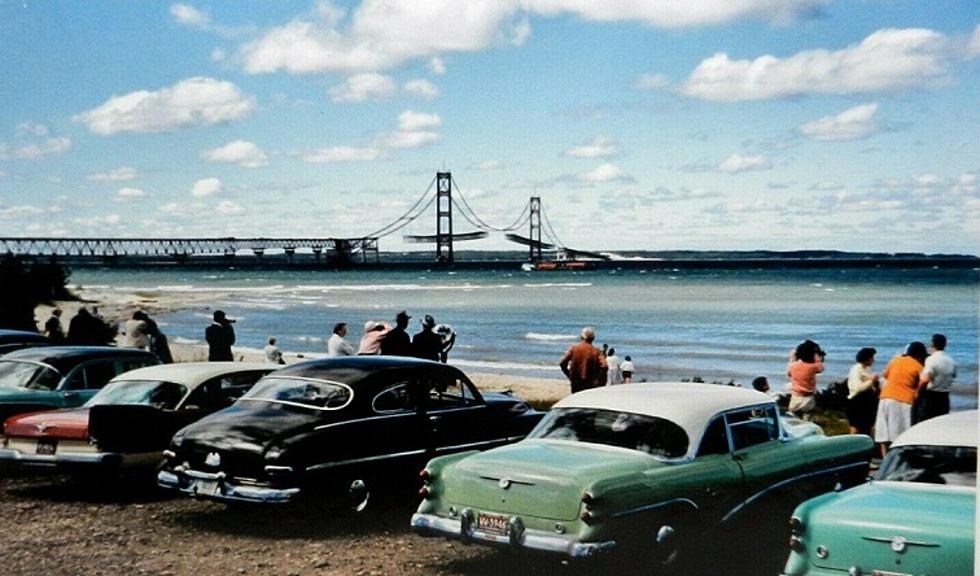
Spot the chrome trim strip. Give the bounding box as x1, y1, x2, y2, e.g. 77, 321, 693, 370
312, 411, 414, 431
434, 436, 523, 454
156, 469, 300, 503
238, 376, 354, 411
612, 497, 700, 518
721, 460, 868, 523
0, 447, 119, 466
861, 535, 940, 547
410, 512, 616, 558
305, 448, 427, 472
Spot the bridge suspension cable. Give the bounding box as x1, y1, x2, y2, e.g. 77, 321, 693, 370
363, 175, 437, 239
450, 175, 531, 232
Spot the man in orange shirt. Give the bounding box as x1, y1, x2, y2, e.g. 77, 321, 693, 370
874, 341, 927, 457
559, 327, 607, 394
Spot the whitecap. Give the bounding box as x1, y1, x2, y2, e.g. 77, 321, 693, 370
525, 332, 576, 341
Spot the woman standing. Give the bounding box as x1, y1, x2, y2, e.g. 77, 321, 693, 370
874, 342, 927, 457
846, 347, 879, 435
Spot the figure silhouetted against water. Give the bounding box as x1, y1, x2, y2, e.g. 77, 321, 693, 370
381, 310, 413, 357
206, 310, 236, 361
559, 327, 607, 394
412, 315, 443, 362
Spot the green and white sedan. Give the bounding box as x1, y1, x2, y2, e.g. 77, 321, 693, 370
411, 382, 874, 564
782, 409, 976, 576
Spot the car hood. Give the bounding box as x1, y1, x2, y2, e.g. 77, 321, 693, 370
800, 481, 975, 573
174, 401, 324, 456
4, 408, 89, 441
442, 439, 657, 521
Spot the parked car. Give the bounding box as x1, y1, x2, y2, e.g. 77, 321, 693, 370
0, 346, 159, 424
0, 362, 276, 474
782, 409, 977, 576
0, 329, 52, 356
157, 356, 543, 508
411, 383, 874, 564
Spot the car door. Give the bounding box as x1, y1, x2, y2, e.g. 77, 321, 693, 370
422, 369, 494, 456
688, 414, 749, 524
59, 359, 119, 407
725, 404, 810, 521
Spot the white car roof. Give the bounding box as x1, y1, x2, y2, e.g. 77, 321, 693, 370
554, 382, 774, 439
109, 361, 276, 390
892, 409, 977, 449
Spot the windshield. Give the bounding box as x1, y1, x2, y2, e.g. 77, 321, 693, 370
240, 377, 352, 410
876, 445, 976, 487
528, 407, 689, 458
85, 380, 188, 410
0, 360, 62, 391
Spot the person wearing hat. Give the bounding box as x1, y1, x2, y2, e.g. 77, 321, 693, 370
412, 314, 443, 362
357, 320, 389, 355
205, 309, 236, 361
381, 310, 413, 357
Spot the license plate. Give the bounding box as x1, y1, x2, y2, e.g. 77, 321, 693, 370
195, 479, 219, 496
35, 440, 56, 455
476, 512, 509, 535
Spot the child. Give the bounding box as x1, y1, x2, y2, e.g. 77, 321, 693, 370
620, 355, 634, 383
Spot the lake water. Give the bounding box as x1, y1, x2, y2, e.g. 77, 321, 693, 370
72, 266, 978, 410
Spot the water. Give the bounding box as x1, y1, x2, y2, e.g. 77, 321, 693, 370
71, 266, 978, 410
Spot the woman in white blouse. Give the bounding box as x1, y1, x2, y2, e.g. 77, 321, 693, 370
846, 347, 879, 435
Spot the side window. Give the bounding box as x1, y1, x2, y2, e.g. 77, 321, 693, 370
64, 361, 117, 391
697, 417, 730, 456
372, 381, 418, 413
727, 406, 779, 451
121, 358, 154, 373
426, 376, 474, 411
184, 380, 220, 411
210, 371, 266, 405
63, 366, 87, 390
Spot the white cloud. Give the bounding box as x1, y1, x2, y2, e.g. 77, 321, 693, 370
912, 174, 943, 188
428, 57, 446, 75
89, 167, 138, 181
328, 73, 397, 103
241, 0, 825, 75
383, 130, 440, 149
0, 125, 71, 160
170, 3, 210, 29
211, 48, 227, 62
116, 187, 147, 198
16, 122, 49, 137
565, 136, 620, 159
403, 79, 440, 99
799, 102, 881, 141
969, 24, 980, 57
302, 146, 382, 163
215, 200, 244, 214
73, 77, 255, 135
718, 153, 771, 173
471, 160, 501, 171
0, 205, 45, 220
681, 28, 957, 101
578, 163, 632, 183
191, 177, 223, 197
0, 169, 6, 177
74, 213, 121, 227
397, 110, 441, 131
810, 181, 844, 191
201, 140, 269, 168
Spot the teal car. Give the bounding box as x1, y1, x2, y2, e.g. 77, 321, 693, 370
782, 409, 977, 576
0, 346, 159, 423
411, 383, 874, 564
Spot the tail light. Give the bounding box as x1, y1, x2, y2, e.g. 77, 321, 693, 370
789, 536, 804, 552
789, 516, 803, 535
581, 491, 595, 505
418, 486, 432, 499
419, 469, 431, 483
579, 510, 595, 524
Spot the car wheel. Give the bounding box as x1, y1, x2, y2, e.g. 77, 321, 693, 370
348, 478, 370, 512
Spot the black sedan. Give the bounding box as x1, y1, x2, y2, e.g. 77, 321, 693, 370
157, 356, 543, 509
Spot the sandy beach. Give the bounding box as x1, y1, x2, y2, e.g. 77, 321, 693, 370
34, 286, 572, 407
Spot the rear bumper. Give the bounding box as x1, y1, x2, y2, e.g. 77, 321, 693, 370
410, 512, 616, 558
0, 447, 122, 469
157, 468, 300, 504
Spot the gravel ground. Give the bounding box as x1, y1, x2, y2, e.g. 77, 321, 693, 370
0, 471, 788, 576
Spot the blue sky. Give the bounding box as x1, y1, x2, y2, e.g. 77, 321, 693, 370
1, 1, 977, 254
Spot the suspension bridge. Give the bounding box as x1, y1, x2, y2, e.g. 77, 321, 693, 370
0, 172, 606, 266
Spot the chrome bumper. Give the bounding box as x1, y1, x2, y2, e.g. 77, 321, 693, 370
0, 448, 121, 468
157, 468, 300, 504
410, 512, 616, 558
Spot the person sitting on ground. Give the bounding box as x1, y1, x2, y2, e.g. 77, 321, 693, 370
619, 355, 634, 383
327, 322, 356, 357
357, 321, 389, 355
264, 336, 285, 365
846, 347, 879, 436
412, 315, 443, 362
875, 341, 927, 458
786, 339, 825, 421
559, 327, 607, 394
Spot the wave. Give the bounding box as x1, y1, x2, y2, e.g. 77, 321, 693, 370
172, 336, 201, 345
293, 283, 514, 292
522, 282, 592, 288
450, 358, 562, 373
525, 332, 576, 341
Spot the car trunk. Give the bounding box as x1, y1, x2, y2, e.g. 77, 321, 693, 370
443, 439, 653, 521
3, 408, 89, 441
805, 482, 975, 573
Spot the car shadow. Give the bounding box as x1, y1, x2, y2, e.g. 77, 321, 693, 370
1, 470, 174, 504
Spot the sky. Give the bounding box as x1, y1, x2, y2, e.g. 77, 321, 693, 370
0, 1, 978, 254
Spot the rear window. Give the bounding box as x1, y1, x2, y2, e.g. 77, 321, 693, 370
877, 445, 977, 487
241, 376, 352, 410
85, 380, 188, 410
0, 361, 61, 391
528, 408, 689, 459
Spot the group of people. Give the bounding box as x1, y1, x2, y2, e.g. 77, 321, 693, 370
43, 306, 116, 346
558, 327, 635, 393
785, 334, 956, 457
260, 310, 457, 365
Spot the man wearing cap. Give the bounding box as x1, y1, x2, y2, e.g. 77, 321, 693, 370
206, 310, 236, 361
381, 310, 413, 356
413, 315, 443, 362
559, 327, 608, 394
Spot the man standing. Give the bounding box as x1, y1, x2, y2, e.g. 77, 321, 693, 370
915, 333, 956, 424
559, 327, 607, 394
380, 310, 413, 356
123, 311, 150, 350
327, 322, 356, 357
44, 308, 65, 343
205, 310, 236, 361
412, 315, 443, 362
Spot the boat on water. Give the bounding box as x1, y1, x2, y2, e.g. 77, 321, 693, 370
521, 260, 596, 271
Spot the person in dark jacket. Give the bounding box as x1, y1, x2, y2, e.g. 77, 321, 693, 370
205, 310, 235, 361
380, 310, 413, 356
412, 315, 443, 362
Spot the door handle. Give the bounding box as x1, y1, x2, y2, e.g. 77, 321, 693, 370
63, 391, 79, 399
428, 415, 442, 430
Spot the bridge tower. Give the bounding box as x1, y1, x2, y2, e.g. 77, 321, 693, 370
435, 172, 454, 263
529, 196, 542, 262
